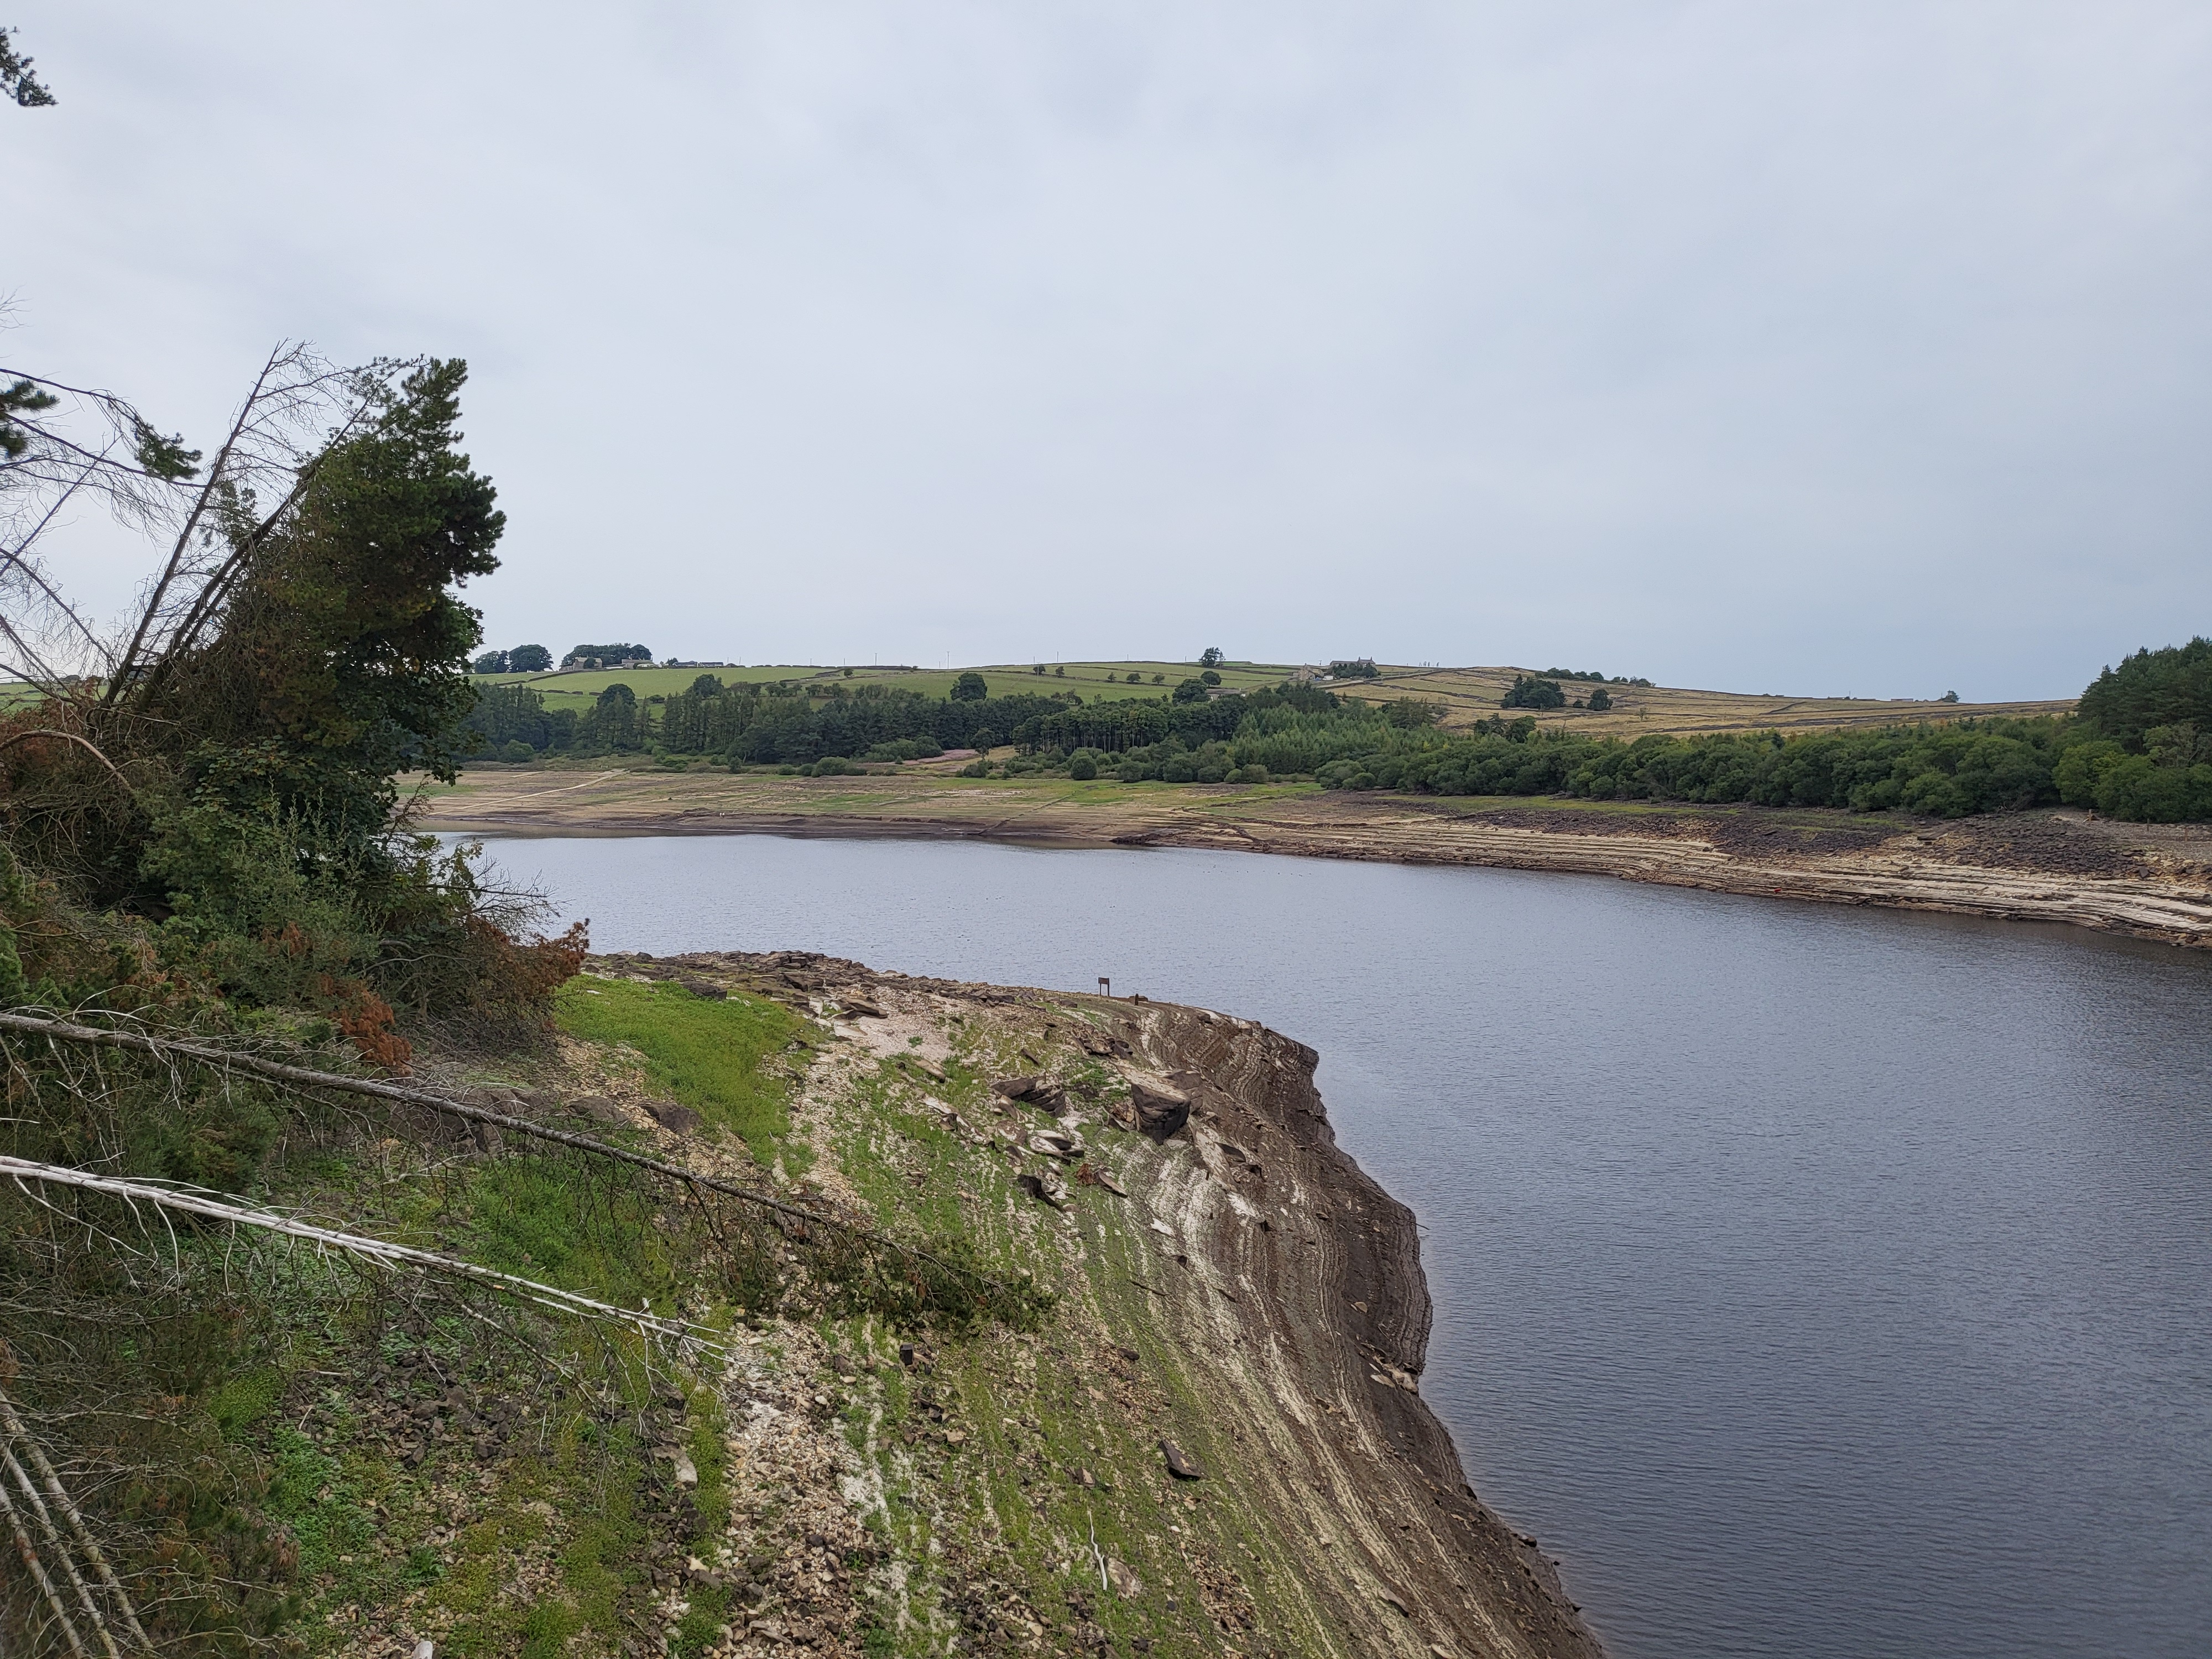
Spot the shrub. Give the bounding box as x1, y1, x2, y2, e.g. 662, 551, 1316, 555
499, 738, 535, 763
1229, 764, 1269, 784
1068, 753, 1098, 780
1502, 674, 1567, 709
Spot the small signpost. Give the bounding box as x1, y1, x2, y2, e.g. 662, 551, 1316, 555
1098, 977, 1112, 997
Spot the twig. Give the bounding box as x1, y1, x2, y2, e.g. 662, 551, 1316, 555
0, 729, 131, 789
0, 1464, 91, 1657
0, 1446, 122, 1657
0, 1384, 152, 1651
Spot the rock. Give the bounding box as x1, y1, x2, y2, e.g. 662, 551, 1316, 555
1017, 1172, 1068, 1211
570, 1095, 627, 1125
671, 1451, 698, 1486
644, 1100, 702, 1134
1127, 1078, 1190, 1142
1106, 1557, 1143, 1599
1378, 1588, 1410, 1615
412, 1644, 435, 1659
1027, 1128, 1084, 1161
1097, 1170, 1129, 1197
1159, 1439, 1204, 1480
677, 977, 727, 999
992, 1076, 1043, 1099
839, 997, 885, 1018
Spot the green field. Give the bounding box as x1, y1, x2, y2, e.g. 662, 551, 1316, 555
474, 658, 1300, 711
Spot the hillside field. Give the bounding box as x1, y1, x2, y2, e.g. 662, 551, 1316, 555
474, 659, 2075, 736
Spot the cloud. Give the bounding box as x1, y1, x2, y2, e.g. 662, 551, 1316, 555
8, 0, 2209, 696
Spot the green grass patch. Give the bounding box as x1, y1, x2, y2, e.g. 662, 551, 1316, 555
554, 977, 812, 1166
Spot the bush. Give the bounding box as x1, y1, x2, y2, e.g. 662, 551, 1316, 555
1502, 674, 1567, 709
498, 738, 535, 763
863, 737, 943, 761
1068, 753, 1098, 780
1229, 764, 1269, 784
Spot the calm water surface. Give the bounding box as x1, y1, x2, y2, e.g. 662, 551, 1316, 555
472, 833, 2212, 1659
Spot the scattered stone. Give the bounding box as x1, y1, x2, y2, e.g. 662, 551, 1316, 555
1107, 1557, 1144, 1599
1027, 1128, 1084, 1161
1127, 1078, 1191, 1141
570, 1094, 627, 1125
644, 1100, 702, 1134
1379, 1588, 1410, 1615
671, 1451, 698, 1487
1160, 1439, 1204, 1480
677, 977, 727, 999
1016, 1172, 1068, 1211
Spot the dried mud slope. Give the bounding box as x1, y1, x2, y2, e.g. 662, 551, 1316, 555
599, 950, 1604, 1659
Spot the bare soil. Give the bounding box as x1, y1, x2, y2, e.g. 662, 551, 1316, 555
602, 949, 1607, 1658
416, 769, 2212, 950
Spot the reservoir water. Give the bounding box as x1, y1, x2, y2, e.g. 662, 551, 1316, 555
469, 832, 2212, 1659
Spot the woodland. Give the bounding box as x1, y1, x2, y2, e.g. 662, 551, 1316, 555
465, 651, 2212, 823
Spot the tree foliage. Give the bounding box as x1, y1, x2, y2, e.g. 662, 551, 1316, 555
1501, 674, 1566, 709
1, 24, 55, 106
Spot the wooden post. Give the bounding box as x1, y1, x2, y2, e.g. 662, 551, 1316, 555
1098, 977, 1112, 998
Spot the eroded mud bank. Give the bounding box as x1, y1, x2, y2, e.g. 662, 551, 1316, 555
597, 947, 1604, 1659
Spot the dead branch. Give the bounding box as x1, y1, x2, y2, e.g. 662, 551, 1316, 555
0, 1447, 123, 1657
0, 1464, 90, 1657
0, 731, 130, 790
0, 1387, 150, 1652
0, 1010, 1007, 1300
0, 1155, 725, 1358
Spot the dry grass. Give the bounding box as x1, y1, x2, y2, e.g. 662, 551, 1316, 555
1323, 665, 2074, 736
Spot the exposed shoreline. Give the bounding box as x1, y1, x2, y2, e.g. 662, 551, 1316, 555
418, 769, 2212, 950
613, 947, 1605, 1657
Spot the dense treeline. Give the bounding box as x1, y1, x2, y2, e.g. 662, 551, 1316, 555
464, 639, 2212, 822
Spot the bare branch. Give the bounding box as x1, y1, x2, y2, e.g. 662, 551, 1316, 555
0, 731, 131, 790
0, 1009, 1015, 1300
0, 1155, 726, 1356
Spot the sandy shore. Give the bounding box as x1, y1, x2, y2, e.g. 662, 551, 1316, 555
418, 768, 2212, 950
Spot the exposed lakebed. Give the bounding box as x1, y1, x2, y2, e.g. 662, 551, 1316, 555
469, 832, 2212, 1659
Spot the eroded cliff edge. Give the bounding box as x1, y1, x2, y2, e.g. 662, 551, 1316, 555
602, 948, 1606, 1659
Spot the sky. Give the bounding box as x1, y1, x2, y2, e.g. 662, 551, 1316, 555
5, 2, 2209, 700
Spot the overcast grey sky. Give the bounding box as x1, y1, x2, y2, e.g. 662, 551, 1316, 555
7, 2, 2208, 698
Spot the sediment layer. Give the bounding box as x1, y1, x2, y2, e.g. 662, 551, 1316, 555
419, 768, 2212, 949
614, 948, 1605, 1658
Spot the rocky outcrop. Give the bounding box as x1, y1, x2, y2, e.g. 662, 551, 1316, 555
607, 948, 1609, 1658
